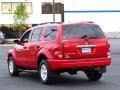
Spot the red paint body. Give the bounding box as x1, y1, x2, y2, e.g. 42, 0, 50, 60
7, 22, 111, 71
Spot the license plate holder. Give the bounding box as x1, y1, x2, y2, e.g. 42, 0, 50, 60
82, 47, 91, 53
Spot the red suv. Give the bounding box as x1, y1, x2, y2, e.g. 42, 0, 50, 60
7, 22, 111, 84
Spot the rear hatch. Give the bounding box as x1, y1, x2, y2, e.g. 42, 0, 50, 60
63, 23, 109, 59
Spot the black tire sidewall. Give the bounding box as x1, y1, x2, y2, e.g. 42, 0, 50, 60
85, 70, 102, 81
39, 60, 50, 84
8, 57, 19, 76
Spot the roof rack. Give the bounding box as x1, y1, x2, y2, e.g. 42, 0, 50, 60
39, 22, 62, 25
80, 21, 94, 23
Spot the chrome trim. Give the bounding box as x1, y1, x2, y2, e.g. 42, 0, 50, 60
76, 45, 96, 48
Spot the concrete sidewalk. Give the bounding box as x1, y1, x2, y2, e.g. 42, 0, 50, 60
0, 44, 15, 46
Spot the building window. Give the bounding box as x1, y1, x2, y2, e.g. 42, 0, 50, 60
1, 2, 32, 14
23, 2, 32, 14
42, 2, 52, 14
42, 2, 64, 14
1, 2, 11, 14
11, 2, 20, 14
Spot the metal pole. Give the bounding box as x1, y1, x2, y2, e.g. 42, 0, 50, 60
53, 0, 55, 22
8, 9, 11, 31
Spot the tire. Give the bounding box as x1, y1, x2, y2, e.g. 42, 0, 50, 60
8, 57, 19, 76
39, 60, 56, 84
85, 70, 102, 81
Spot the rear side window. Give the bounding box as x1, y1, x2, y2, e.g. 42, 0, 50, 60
31, 27, 42, 42
63, 24, 105, 40
45, 26, 57, 41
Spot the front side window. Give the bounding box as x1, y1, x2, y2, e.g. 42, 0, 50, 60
45, 26, 57, 41
31, 27, 42, 42
20, 30, 31, 43
63, 24, 105, 40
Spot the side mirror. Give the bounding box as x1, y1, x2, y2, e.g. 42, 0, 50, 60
14, 40, 20, 44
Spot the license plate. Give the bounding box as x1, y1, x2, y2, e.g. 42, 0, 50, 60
82, 47, 91, 53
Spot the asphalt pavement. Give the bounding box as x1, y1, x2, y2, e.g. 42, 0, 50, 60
0, 39, 120, 90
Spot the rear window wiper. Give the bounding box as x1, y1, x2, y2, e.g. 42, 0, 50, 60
81, 35, 88, 39
81, 35, 100, 39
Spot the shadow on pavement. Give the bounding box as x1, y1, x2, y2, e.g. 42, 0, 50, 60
16, 71, 107, 86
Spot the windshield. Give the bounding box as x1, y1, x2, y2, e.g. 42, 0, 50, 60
63, 24, 105, 40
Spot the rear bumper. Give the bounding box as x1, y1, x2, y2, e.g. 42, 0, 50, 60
48, 57, 111, 70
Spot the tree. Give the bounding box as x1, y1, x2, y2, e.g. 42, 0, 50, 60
13, 3, 29, 36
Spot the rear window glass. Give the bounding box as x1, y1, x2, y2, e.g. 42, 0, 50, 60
45, 26, 57, 41
63, 24, 105, 40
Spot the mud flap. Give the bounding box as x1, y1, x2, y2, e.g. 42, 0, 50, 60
97, 67, 106, 73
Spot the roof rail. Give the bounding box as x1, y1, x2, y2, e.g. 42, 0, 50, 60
39, 23, 48, 25
39, 22, 62, 25
80, 21, 94, 23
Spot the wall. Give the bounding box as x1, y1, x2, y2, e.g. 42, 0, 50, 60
0, 0, 61, 24
0, 0, 120, 32
64, 0, 120, 32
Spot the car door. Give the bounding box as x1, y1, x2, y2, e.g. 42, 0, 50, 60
43, 26, 59, 58
14, 30, 31, 67
26, 27, 43, 68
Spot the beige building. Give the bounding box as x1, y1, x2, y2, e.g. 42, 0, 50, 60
0, 0, 120, 33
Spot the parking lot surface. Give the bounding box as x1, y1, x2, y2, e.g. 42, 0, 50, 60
0, 39, 120, 90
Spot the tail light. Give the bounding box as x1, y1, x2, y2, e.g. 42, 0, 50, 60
51, 44, 64, 59
54, 51, 63, 59
107, 42, 111, 56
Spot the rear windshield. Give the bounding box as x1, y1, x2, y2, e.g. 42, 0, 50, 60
63, 24, 105, 40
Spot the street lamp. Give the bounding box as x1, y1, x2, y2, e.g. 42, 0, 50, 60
52, 0, 64, 23
60, 0, 64, 22
8, 9, 11, 30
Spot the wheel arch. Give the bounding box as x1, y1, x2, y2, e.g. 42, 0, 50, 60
7, 53, 13, 63
37, 53, 48, 69
7, 49, 16, 63
36, 48, 54, 69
